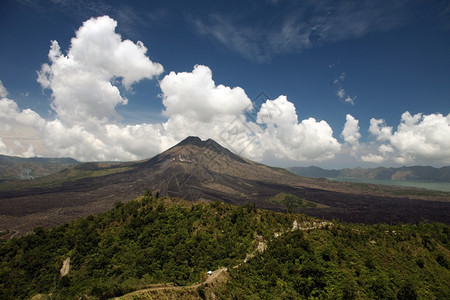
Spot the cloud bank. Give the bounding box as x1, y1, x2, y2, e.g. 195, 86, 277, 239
339, 112, 450, 166
1, 16, 449, 167
366, 112, 450, 165
0, 16, 342, 163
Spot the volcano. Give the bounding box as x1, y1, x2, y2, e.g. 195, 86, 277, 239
1, 136, 449, 237
0, 136, 304, 235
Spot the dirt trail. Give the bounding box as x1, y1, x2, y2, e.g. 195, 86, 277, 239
115, 268, 227, 299
0, 229, 19, 240
204, 268, 226, 284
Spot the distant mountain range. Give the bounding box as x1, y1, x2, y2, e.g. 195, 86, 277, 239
0, 154, 79, 181
288, 166, 450, 182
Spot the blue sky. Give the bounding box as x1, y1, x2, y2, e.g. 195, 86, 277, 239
0, 0, 449, 168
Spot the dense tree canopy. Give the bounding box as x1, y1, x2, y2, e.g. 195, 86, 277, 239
0, 193, 449, 299
0, 194, 295, 299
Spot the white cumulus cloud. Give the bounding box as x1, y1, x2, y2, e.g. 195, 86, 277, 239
364, 112, 450, 165
369, 118, 393, 141
0, 137, 11, 155
378, 144, 393, 155
159, 68, 341, 162
37, 15, 163, 126
0, 80, 8, 98
256, 95, 341, 161
160, 65, 252, 123
360, 153, 385, 164
0, 97, 45, 131
0, 93, 45, 156
341, 114, 361, 146
390, 112, 450, 164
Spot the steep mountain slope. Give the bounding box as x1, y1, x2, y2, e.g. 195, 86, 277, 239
1, 137, 449, 237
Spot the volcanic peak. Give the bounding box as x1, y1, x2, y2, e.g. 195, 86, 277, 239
170, 136, 248, 165
175, 136, 223, 149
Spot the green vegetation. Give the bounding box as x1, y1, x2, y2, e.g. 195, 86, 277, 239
269, 192, 321, 211
1, 193, 449, 299
225, 222, 450, 299
0, 164, 132, 191
0, 194, 297, 299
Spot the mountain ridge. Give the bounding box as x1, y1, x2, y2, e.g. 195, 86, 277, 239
289, 165, 450, 182
0, 154, 79, 181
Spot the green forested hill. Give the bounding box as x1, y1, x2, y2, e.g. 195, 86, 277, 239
0, 193, 449, 299
224, 223, 450, 299
0, 193, 297, 299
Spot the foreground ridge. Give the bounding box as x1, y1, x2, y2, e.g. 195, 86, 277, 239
1, 194, 449, 299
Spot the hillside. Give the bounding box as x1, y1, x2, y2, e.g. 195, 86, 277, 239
1, 194, 449, 299
289, 166, 450, 182
0, 154, 79, 182
1, 136, 450, 238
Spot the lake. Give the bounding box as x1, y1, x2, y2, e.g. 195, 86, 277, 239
328, 178, 450, 192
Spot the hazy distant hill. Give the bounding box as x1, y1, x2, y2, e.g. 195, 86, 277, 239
289, 166, 450, 182
0, 154, 79, 181
288, 166, 339, 178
